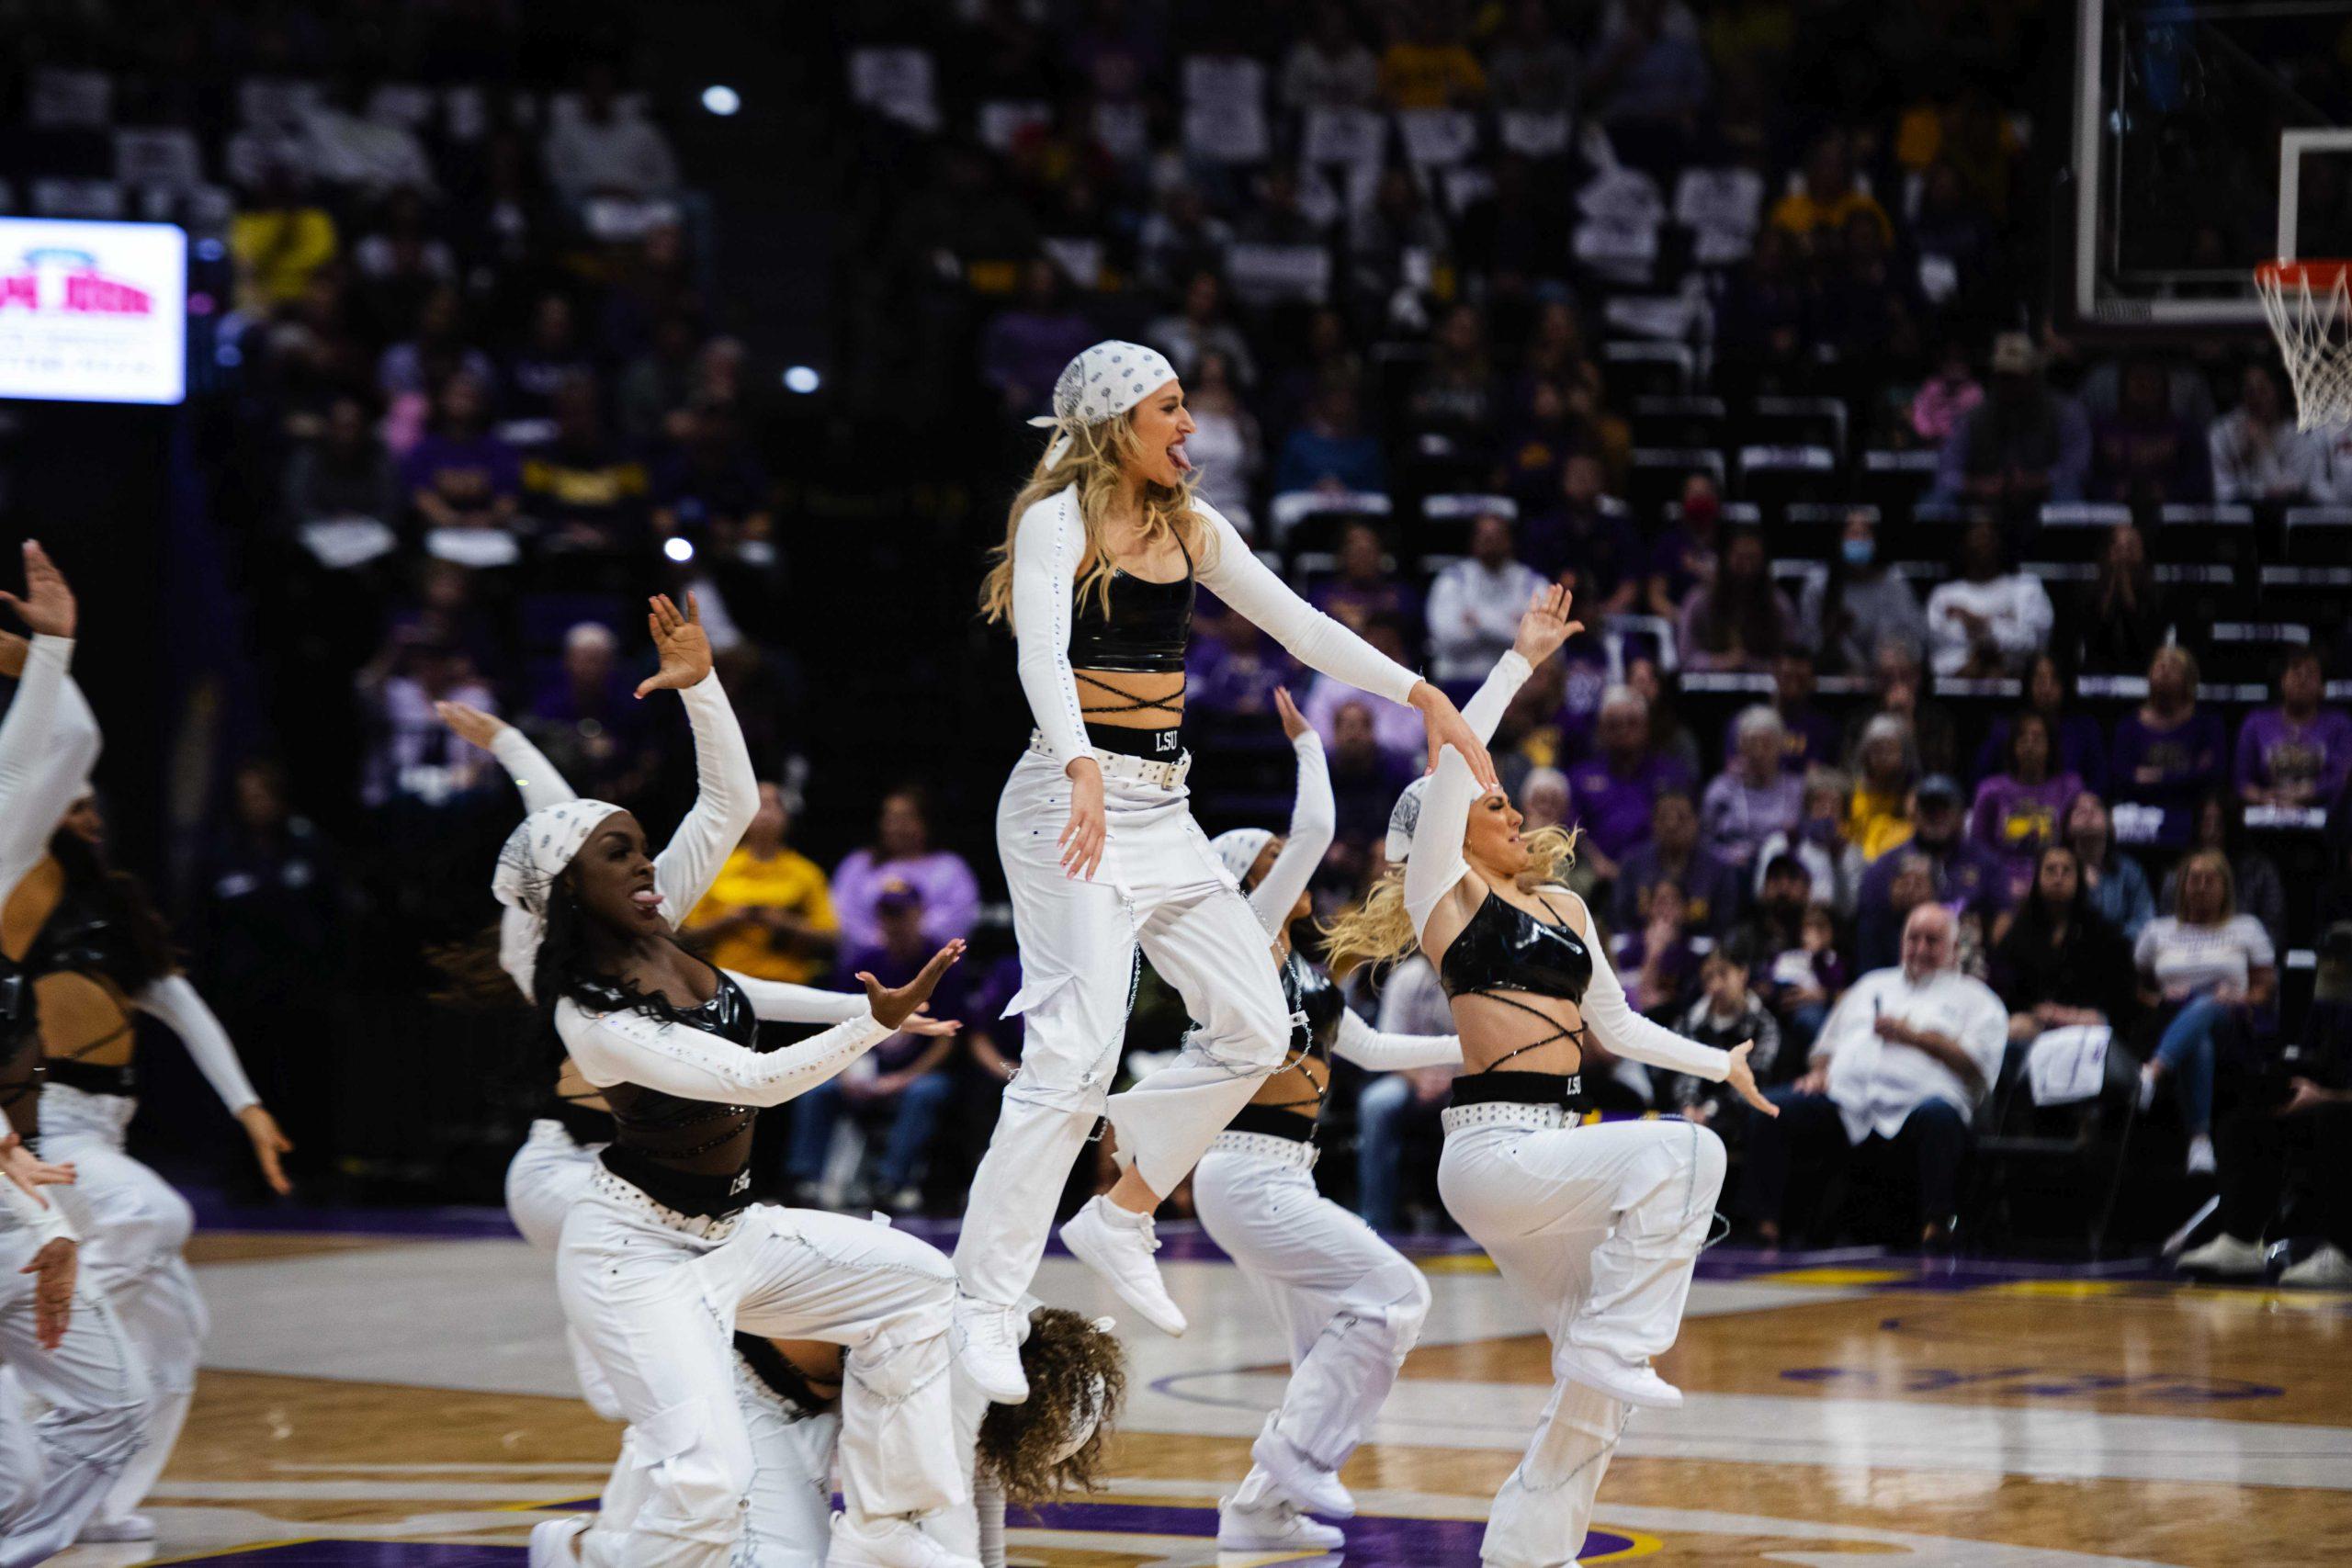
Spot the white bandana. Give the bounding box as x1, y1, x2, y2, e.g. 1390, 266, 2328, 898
1385, 776, 1430, 864
1025, 340, 1178, 470
492, 798, 628, 998
1210, 827, 1272, 889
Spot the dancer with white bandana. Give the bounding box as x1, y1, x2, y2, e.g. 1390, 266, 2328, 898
1191, 600, 1579, 1555
483, 592, 973, 1568
1325, 581, 1776, 1568
958, 340, 1494, 1402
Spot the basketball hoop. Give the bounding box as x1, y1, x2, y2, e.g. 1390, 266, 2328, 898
2256, 259, 2352, 431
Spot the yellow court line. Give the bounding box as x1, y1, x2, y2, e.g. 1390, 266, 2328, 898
1587, 1527, 1668, 1561
1750, 1267, 1915, 1286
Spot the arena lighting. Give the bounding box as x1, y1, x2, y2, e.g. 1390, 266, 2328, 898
782, 365, 820, 393
701, 85, 741, 116
662, 536, 695, 563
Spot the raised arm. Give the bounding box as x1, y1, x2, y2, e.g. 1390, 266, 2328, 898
1197, 503, 1498, 786
1329, 1008, 1460, 1071
1007, 493, 1092, 770
1247, 689, 1336, 940
636, 594, 759, 921
0, 636, 99, 897
1461, 581, 1577, 743
433, 700, 581, 813
1402, 745, 1484, 942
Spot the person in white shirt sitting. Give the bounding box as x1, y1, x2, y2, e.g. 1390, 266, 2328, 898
1924, 516, 2052, 678
1424, 513, 1547, 687
1743, 903, 2007, 1247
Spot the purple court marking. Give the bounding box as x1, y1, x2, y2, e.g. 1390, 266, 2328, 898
145, 1503, 1632, 1565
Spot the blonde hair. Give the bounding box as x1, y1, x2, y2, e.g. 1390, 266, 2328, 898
2175, 848, 2237, 923
978, 411, 1213, 626
1323, 823, 1581, 976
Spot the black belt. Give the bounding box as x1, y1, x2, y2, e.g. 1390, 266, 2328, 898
1449, 1070, 1587, 1112
1085, 721, 1184, 760
1227, 1103, 1317, 1143
46, 1057, 136, 1098
601, 1145, 749, 1221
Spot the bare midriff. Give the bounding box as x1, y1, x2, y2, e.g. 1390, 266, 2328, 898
1447, 991, 1589, 1080
1246, 1053, 1325, 1118
1073, 666, 1185, 729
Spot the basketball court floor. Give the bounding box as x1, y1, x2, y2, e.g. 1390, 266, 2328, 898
38, 1205, 2346, 1568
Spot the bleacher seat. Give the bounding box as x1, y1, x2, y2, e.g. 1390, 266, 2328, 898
1627, 447, 1724, 518
1603, 341, 1695, 397
1781, 501, 1868, 563
1900, 500, 1976, 567
1736, 445, 1838, 511
1629, 395, 1726, 449
2036, 502, 2132, 564
1858, 448, 1941, 522
2200, 621, 2311, 684
2282, 504, 2352, 564
1417, 493, 1517, 558
2152, 503, 2256, 571
1267, 489, 1390, 551
1749, 396, 1849, 462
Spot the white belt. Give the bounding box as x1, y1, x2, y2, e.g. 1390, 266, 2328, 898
589, 1163, 744, 1240
1442, 1101, 1574, 1135
1030, 730, 1190, 790
1208, 1129, 1318, 1172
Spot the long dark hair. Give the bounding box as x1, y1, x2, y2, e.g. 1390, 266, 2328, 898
2007, 843, 2091, 951
49, 828, 176, 993
429, 871, 690, 1030
1694, 527, 1786, 662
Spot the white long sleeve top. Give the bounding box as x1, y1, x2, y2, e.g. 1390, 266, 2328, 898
0, 1138, 76, 1246
488, 719, 882, 1041
1008, 491, 1423, 768
1812, 964, 2007, 1141
1402, 744, 1728, 1084
0, 636, 101, 902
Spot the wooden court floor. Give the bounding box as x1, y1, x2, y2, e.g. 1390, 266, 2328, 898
37, 1222, 2350, 1568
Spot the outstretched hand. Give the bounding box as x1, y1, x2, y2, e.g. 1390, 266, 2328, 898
0, 541, 75, 639
1724, 1042, 1778, 1117
863, 940, 967, 1030
1273, 684, 1311, 743
0, 1134, 74, 1206
434, 700, 508, 750
635, 592, 713, 698
238, 1104, 296, 1196
23, 1237, 75, 1350
1511, 581, 1585, 665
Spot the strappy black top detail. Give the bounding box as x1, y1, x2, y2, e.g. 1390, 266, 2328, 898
23, 880, 141, 1070
1441, 887, 1596, 1075
1068, 535, 1195, 678
1252, 952, 1350, 1118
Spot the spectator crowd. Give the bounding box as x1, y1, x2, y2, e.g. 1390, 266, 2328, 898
12, 0, 2350, 1279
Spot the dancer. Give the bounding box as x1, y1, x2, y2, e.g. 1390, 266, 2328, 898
961, 340, 1494, 1400
6, 784, 297, 1541
0, 544, 153, 1566
488, 593, 972, 1568
1325, 581, 1773, 1568
1193, 604, 1576, 1554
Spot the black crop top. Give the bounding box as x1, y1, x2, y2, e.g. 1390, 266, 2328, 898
592, 968, 770, 1217
1243, 952, 1350, 1124
1066, 541, 1195, 675
1440, 889, 1594, 1004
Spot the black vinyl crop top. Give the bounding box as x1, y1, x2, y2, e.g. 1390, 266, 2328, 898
1440, 888, 1596, 1075
1066, 540, 1195, 675
592, 967, 770, 1216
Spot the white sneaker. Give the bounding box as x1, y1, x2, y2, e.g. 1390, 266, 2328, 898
2280, 1244, 2352, 1288
528, 1516, 587, 1567
1249, 1426, 1354, 1517
1059, 1196, 1187, 1336
953, 1293, 1029, 1404
1559, 1346, 1684, 1409
827, 1510, 980, 1568
2177, 1232, 2267, 1277
2186, 1134, 2216, 1175
76, 1514, 156, 1543
1217, 1495, 1346, 1552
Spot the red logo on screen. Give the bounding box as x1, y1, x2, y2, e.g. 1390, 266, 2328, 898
0, 248, 153, 317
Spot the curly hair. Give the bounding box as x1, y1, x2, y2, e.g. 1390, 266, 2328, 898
977, 1308, 1128, 1506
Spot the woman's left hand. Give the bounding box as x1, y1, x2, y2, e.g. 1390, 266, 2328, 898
1411, 684, 1498, 790
636, 592, 714, 697
1724, 1042, 1778, 1117
237, 1104, 295, 1196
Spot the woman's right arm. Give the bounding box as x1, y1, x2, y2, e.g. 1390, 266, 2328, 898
1008, 495, 1093, 769
489, 725, 578, 813
0, 638, 100, 899
1247, 693, 1336, 939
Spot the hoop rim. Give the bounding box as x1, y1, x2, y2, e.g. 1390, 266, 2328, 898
2256, 259, 2352, 289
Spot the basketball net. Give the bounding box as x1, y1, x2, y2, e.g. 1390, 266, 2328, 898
2256, 260, 2352, 432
